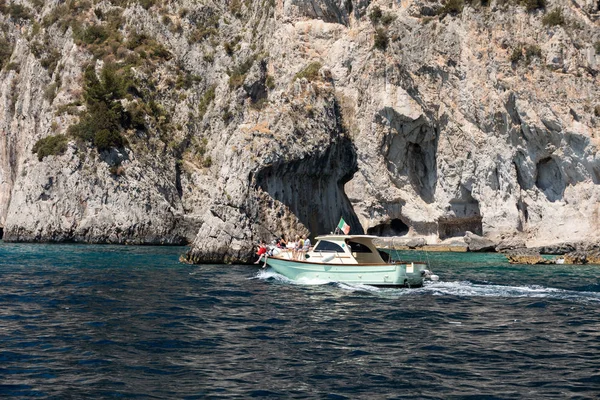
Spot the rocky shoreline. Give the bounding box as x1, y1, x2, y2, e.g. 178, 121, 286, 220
377, 232, 600, 265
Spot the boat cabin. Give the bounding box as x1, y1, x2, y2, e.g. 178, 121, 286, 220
306, 235, 386, 264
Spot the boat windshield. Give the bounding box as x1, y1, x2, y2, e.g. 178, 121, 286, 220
347, 241, 372, 253
314, 240, 344, 253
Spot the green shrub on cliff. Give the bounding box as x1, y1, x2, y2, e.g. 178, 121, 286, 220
437, 0, 464, 16
542, 8, 565, 26
94, 129, 125, 151
74, 24, 109, 45
42, 4, 71, 30
40, 49, 61, 72
381, 13, 396, 26
198, 85, 216, 118
126, 32, 171, 61
510, 44, 542, 65
369, 6, 395, 26
520, 0, 546, 11
594, 41, 600, 55
0, 36, 12, 70
8, 3, 32, 22
32, 134, 69, 160
510, 47, 522, 63
373, 28, 388, 51
524, 44, 542, 63
369, 6, 382, 24
229, 0, 243, 18
30, 0, 44, 11
44, 82, 59, 103
228, 57, 255, 89
265, 75, 275, 90
68, 64, 135, 151
294, 62, 322, 81
137, 0, 158, 10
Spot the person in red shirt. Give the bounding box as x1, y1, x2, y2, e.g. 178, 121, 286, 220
254, 241, 268, 266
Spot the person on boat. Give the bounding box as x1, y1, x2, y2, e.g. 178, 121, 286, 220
298, 235, 311, 260
302, 235, 311, 251
277, 235, 287, 249
295, 235, 304, 260
254, 241, 268, 266
288, 235, 298, 258
286, 238, 296, 255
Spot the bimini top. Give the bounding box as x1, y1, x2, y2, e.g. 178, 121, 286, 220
314, 234, 379, 241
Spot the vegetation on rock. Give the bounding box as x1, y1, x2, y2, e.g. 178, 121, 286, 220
510, 44, 542, 65
520, 0, 546, 11
373, 28, 388, 51
8, 2, 32, 22
542, 8, 565, 26
294, 62, 323, 82
32, 135, 69, 161
438, 0, 464, 16
0, 36, 12, 70
68, 64, 134, 152
229, 57, 255, 89
369, 6, 383, 24
198, 85, 216, 118
369, 6, 395, 26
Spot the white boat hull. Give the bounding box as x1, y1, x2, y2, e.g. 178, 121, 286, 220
266, 257, 427, 287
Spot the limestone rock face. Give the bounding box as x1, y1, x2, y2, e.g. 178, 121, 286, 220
464, 232, 496, 252
5, 144, 197, 244
0, 1, 598, 262
283, 0, 351, 24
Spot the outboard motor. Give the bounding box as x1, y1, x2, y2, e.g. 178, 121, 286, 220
422, 269, 439, 281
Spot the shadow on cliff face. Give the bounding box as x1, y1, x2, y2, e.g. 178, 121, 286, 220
253, 136, 361, 236
535, 157, 565, 202
283, 0, 353, 26
506, 95, 593, 204
367, 218, 409, 236
439, 184, 483, 239
378, 107, 438, 204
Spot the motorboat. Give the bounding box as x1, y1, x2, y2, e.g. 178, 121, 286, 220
265, 234, 437, 287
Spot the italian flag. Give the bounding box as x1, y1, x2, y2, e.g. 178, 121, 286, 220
337, 217, 351, 234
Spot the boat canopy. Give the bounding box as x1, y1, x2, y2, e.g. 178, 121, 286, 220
311, 234, 384, 264
314, 234, 379, 241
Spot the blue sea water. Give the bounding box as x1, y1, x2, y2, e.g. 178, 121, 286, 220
0, 243, 599, 399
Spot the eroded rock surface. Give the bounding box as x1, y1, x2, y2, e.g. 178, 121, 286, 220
0, 1, 598, 262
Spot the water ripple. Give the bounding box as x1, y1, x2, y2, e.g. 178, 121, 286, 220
1, 244, 599, 398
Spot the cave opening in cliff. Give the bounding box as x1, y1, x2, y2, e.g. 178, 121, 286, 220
367, 218, 409, 237
438, 217, 483, 240
535, 157, 565, 202
253, 135, 359, 237
406, 142, 437, 204
0, 227, 3, 240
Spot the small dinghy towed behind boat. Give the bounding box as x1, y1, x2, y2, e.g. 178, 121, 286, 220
266, 234, 437, 287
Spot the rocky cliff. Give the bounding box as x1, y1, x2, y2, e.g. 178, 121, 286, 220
0, 0, 598, 262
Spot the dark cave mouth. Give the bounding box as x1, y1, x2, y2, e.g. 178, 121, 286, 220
0, 227, 3, 240
438, 217, 483, 240
367, 218, 409, 237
